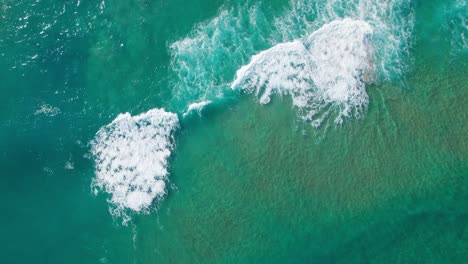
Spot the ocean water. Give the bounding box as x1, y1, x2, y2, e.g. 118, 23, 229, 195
1, 0, 467, 263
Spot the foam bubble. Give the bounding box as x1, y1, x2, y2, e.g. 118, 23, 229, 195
65, 161, 74, 170
34, 103, 61, 117
91, 109, 179, 220
232, 19, 375, 126
183, 100, 212, 117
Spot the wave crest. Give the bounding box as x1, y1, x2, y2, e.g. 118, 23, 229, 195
183, 100, 212, 117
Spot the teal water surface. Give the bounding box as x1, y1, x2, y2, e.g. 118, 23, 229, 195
1, 0, 467, 263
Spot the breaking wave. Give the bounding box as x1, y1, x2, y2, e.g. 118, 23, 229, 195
92, 0, 416, 220
170, 0, 414, 125
232, 19, 375, 125
91, 109, 179, 223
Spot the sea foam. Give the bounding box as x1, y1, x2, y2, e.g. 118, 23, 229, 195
92, 0, 414, 216
232, 19, 375, 126
170, 0, 414, 125
91, 109, 179, 221
274, 0, 414, 80
34, 103, 61, 117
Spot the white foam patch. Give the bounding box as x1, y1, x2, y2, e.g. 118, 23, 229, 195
183, 100, 212, 117
34, 103, 61, 117
91, 109, 179, 220
232, 19, 375, 126
65, 161, 74, 170
274, 0, 414, 80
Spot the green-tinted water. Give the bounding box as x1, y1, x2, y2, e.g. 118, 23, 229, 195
1, 0, 467, 263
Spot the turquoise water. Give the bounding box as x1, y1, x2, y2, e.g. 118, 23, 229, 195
1, 0, 467, 263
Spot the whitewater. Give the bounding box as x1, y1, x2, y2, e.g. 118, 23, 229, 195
91, 109, 179, 222
91, 0, 416, 221
231, 19, 375, 126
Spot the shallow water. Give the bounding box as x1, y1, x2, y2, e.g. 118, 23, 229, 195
1, 0, 467, 263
